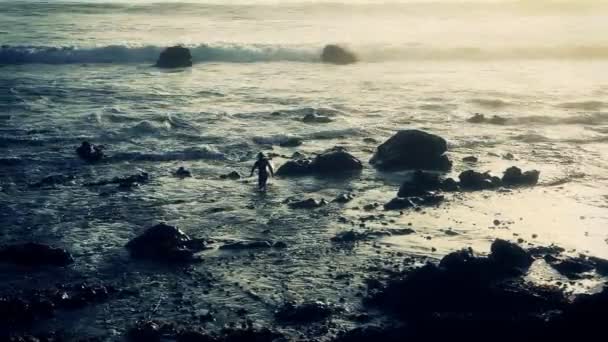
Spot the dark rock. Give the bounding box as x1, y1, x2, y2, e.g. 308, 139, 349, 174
528, 244, 565, 258
288, 198, 327, 209
321, 44, 357, 65
302, 113, 333, 123
219, 171, 241, 180
127, 320, 161, 342
310, 147, 363, 174
333, 193, 355, 203
177, 330, 217, 342
275, 301, 334, 323
502, 166, 540, 186
490, 239, 533, 270
76, 141, 104, 162
220, 327, 283, 342
334, 326, 406, 342
462, 156, 478, 163
174, 167, 192, 178
385, 193, 444, 211
29, 174, 76, 188
156, 46, 192, 68
458, 170, 501, 190
125, 223, 207, 261
275, 159, 312, 176
397, 170, 442, 197
368, 240, 564, 326
546, 256, 595, 279
503, 153, 515, 160
0, 243, 74, 267
219, 240, 272, 250
383, 197, 415, 211
589, 256, 608, 276
370, 130, 452, 171
278, 137, 303, 147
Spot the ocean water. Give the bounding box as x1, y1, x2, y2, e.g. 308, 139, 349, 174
1, 0, 608, 339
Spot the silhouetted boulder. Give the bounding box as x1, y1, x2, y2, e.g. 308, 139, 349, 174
275, 159, 312, 176
156, 46, 192, 68
219, 171, 241, 180
277, 148, 362, 176
174, 166, 192, 178
490, 239, 533, 271
275, 301, 334, 323
125, 223, 207, 261
0, 243, 74, 267
502, 166, 540, 186
127, 320, 162, 342
321, 44, 357, 65
310, 147, 363, 174
76, 141, 104, 162
458, 170, 501, 190
370, 130, 451, 171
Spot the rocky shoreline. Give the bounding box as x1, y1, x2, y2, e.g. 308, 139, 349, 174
2, 129, 606, 341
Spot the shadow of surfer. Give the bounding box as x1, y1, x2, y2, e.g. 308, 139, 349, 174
250, 152, 274, 192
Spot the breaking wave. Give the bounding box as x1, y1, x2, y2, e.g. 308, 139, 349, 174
3, 43, 608, 65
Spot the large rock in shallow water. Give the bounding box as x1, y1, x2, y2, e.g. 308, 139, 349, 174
0, 243, 74, 267
321, 44, 357, 65
310, 147, 363, 174
370, 130, 452, 171
125, 223, 206, 261
156, 46, 192, 68
502, 166, 540, 186
276, 147, 362, 176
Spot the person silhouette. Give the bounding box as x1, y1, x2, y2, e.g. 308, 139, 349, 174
250, 152, 274, 191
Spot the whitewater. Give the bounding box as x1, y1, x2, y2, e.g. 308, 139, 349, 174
1, 0, 608, 340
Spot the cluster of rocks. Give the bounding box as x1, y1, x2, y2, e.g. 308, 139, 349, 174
0, 283, 117, 328
125, 223, 208, 262
127, 321, 283, 342
0, 242, 74, 267
274, 301, 336, 324
276, 147, 362, 177
383, 166, 540, 211
355, 239, 608, 341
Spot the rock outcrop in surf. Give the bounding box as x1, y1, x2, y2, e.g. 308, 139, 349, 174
277, 147, 363, 176
0, 242, 74, 267
370, 130, 452, 171
125, 223, 207, 261
321, 44, 357, 65
155, 46, 192, 68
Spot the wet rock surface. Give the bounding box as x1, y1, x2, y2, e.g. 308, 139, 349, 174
275, 301, 335, 323
76, 141, 104, 163
0, 283, 118, 328
369, 130, 452, 171
174, 167, 192, 178
156, 46, 193, 68
0, 243, 74, 267
321, 44, 357, 65
125, 223, 207, 261
277, 147, 362, 176
219, 171, 241, 180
